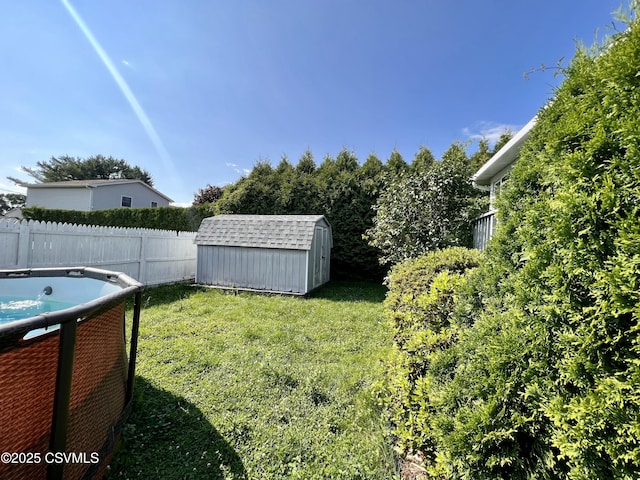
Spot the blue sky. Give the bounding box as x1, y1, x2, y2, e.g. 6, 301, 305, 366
0, 1, 627, 205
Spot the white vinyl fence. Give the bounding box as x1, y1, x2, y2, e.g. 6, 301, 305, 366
0, 219, 197, 286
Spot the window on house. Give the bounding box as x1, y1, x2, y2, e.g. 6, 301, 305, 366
495, 175, 509, 196
490, 174, 509, 209
151, 201, 158, 208
121, 196, 132, 208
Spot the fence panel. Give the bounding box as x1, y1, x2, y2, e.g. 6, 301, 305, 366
0, 219, 196, 285
0, 220, 20, 267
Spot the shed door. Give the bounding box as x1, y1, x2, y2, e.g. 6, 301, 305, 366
313, 226, 327, 287
322, 227, 330, 282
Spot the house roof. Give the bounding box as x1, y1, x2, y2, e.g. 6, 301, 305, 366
194, 214, 331, 250
22, 179, 173, 202
1, 207, 23, 219
471, 116, 537, 186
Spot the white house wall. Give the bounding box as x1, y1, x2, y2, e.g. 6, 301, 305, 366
91, 183, 170, 209
196, 245, 308, 293
26, 188, 92, 211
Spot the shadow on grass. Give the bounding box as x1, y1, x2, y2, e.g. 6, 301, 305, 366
309, 280, 387, 303
107, 376, 246, 480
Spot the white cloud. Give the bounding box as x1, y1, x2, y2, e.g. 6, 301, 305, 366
225, 162, 250, 175
463, 121, 522, 145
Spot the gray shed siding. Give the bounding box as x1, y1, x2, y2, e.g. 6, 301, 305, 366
196, 246, 308, 293
194, 214, 332, 294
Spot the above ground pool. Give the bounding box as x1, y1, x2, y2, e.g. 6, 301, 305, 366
0, 267, 143, 480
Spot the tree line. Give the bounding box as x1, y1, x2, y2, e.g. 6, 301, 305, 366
3, 139, 511, 280
196, 138, 510, 280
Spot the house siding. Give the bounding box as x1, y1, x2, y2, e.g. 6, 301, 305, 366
91, 183, 170, 209
26, 188, 92, 211
471, 116, 537, 249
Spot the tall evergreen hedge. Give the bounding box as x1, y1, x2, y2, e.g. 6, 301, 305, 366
381, 11, 640, 479
463, 20, 640, 478
22, 205, 211, 232
375, 248, 482, 464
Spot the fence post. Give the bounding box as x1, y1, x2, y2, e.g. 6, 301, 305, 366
138, 230, 148, 284
17, 221, 31, 268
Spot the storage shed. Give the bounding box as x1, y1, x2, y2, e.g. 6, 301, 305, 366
194, 215, 332, 294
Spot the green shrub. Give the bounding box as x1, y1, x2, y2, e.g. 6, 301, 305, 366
376, 247, 482, 461
423, 13, 640, 479
22, 205, 212, 232
366, 143, 484, 266
380, 11, 640, 479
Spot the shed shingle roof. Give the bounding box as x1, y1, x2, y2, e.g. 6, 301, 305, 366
194, 215, 330, 250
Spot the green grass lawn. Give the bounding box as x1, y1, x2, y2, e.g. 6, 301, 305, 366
106, 281, 398, 480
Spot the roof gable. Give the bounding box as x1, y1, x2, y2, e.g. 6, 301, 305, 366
194, 215, 330, 250
471, 116, 537, 186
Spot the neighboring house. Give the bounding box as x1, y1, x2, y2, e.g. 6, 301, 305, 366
194, 214, 332, 295
22, 179, 173, 211
471, 116, 537, 250
1, 207, 23, 220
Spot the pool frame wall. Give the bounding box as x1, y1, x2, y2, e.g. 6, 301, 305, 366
0, 267, 143, 480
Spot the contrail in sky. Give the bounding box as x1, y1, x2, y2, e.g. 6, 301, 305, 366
61, 0, 178, 181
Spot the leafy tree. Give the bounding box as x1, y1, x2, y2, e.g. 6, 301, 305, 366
492, 129, 513, 153
462, 22, 640, 477
273, 156, 296, 212
315, 150, 371, 278
9, 155, 153, 186
193, 184, 224, 206
360, 154, 385, 195
366, 141, 483, 265
469, 138, 493, 171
